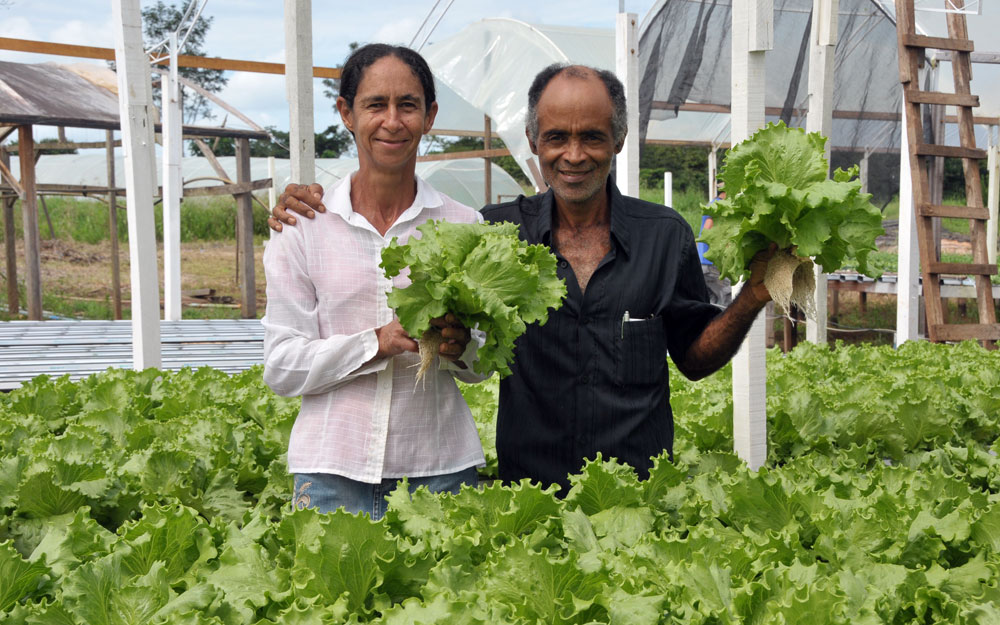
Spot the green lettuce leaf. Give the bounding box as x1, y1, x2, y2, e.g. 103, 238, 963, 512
701, 121, 884, 282
381, 220, 566, 377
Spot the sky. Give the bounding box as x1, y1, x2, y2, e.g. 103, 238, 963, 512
0, 0, 658, 143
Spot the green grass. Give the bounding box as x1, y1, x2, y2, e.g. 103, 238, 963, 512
0, 286, 253, 322
639, 186, 707, 233
0, 196, 273, 244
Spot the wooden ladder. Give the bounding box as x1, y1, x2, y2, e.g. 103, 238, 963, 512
895, 0, 999, 348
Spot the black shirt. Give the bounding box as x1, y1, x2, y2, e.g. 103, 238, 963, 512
481, 180, 719, 493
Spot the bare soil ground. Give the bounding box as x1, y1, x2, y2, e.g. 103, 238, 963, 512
1, 238, 266, 315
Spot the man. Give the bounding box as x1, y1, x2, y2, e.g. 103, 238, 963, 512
270, 64, 771, 493
698, 183, 733, 307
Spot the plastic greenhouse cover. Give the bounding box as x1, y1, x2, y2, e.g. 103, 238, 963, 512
424, 5, 999, 184
423, 18, 590, 187
637, 0, 906, 151
9, 154, 525, 210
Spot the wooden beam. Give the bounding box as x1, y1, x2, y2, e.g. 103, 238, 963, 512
106, 130, 122, 320
113, 0, 162, 368
183, 178, 271, 197
191, 138, 231, 181
417, 147, 511, 162
1, 148, 17, 315
0, 36, 340, 78
4, 140, 123, 152
175, 74, 265, 132
0, 158, 24, 197
18, 126, 42, 320
235, 138, 256, 319
651, 100, 906, 122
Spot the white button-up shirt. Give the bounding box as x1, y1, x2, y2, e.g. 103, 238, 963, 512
262, 174, 486, 483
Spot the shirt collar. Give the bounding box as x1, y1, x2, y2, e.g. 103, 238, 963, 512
326, 172, 444, 227
531, 176, 632, 258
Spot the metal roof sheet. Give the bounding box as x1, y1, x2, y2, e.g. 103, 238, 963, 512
0, 319, 264, 390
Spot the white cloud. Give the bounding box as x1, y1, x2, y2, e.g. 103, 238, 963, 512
372, 17, 421, 46
52, 18, 112, 46
0, 16, 38, 40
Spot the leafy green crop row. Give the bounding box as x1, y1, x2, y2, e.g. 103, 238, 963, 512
2, 342, 1000, 624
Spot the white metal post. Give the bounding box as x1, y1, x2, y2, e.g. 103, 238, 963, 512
663, 171, 673, 208
805, 0, 837, 345
896, 102, 921, 345
285, 0, 315, 184
708, 147, 718, 202
163, 33, 183, 321
730, 0, 771, 471
268, 155, 278, 212
615, 12, 639, 198
112, 0, 162, 369
988, 133, 998, 266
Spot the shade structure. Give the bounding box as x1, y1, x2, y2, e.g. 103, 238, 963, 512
8, 153, 526, 210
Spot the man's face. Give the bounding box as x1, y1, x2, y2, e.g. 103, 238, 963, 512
529, 71, 621, 207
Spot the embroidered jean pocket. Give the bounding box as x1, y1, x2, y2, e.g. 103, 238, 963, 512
294, 480, 313, 510
617, 316, 667, 387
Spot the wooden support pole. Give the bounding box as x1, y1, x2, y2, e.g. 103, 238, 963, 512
484, 115, 492, 205
162, 33, 183, 321
285, 0, 315, 185
730, 0, 772, 471
18, 126, 42, 320
988, 140, 998, 266
38, 195, 55, 239
1, 148, 17, 315
859, 291, 868, 315
805, 0, 837, 346
113, 0, 162, 369
615, 11, 639, 197
783, 315, 794, 352
106, 130, 122, 320
235, 137, 256, 319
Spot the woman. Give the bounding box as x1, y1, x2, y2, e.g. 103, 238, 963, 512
262, 44, 486, 520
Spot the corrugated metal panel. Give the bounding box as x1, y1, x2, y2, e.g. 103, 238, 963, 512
1, 319, 264, 390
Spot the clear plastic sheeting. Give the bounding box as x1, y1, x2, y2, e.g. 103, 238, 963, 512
9, 154, 525, 210
637, 0, 904, 152
423, 18, 614, 186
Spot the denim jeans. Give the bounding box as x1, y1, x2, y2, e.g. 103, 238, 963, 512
292, 466, 479, 521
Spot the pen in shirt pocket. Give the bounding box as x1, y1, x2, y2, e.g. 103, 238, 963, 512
620, 310, 652, 338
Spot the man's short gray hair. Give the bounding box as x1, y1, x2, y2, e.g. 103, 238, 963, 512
525, 64, 628, 146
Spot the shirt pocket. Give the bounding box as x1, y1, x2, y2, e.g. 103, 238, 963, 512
616, 316, 667, 387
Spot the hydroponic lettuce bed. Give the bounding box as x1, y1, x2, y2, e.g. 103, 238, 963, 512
2, 341, 1000, 624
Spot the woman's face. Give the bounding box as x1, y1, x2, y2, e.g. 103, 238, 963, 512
337, 55, 438, 174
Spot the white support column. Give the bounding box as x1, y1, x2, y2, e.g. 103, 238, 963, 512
285, 0, 315, 185
708, 147, 718, 201
896, 102, 921, 345
268, 155, 278, 212
112, 0, 162, 369
663, 171, 673, 207
162, 33, 183, 321
805, 0, 837, 345
988, 132, 998, 266
731, 0, 771, 471
615, 11, 639, 198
